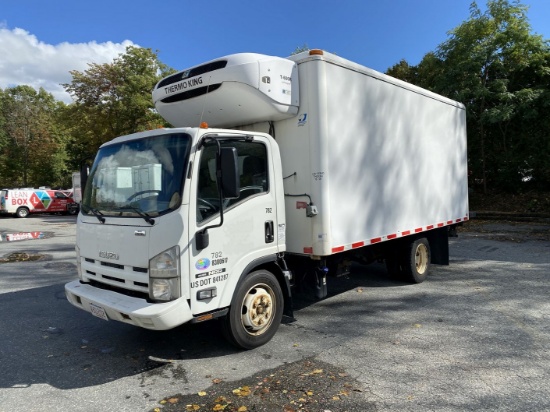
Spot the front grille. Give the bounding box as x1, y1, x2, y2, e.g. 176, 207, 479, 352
82, 258, 149, 295
101, 261, 124, 270
102, 274, 125, 283
88, 279, 149, 300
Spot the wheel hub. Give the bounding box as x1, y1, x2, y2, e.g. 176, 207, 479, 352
242, 287, 273, 332
415, 244, 428, 274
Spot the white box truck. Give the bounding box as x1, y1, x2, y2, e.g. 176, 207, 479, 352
65, 50, 468, 349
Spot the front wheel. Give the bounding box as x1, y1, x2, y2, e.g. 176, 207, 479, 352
16, 207, 30, 218
222, 270, 283, 350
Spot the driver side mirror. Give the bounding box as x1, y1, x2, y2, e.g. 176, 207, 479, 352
80, 163, 89, 196
220, 147, 239, 199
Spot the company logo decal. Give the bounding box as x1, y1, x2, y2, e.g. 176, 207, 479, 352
30, 191, 52, 209
298, 113, 308, 126
195, 258, 210, 270
164, 77, 203, 95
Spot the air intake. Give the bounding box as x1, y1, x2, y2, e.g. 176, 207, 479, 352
156, 60, 227, 89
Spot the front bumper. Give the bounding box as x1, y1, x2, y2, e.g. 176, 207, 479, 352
65, 280, 193, 330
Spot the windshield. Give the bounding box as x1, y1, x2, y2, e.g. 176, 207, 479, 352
82, 133, 191, 218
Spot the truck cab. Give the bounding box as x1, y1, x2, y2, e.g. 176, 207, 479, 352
65, 126, 289, 349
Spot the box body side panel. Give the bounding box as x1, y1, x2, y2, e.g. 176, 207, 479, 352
322, 61, 468, 248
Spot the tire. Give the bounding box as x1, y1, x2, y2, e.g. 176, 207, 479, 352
401, 238, 430, 283
222, 270, 284, 350
16, 207, 30, 218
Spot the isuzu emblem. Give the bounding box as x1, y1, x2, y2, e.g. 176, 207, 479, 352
99, 250, 119, 260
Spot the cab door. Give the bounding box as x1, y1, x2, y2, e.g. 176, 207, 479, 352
188, 135, 281, 315
51, 191, 70, 212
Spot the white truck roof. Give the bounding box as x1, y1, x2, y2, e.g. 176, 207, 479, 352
288, 50, 465, 110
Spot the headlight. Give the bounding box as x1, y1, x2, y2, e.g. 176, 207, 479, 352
76, 245, 82, 280
149, 246, 181, 301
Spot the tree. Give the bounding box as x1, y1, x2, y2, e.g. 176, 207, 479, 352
0, 89, 8, 182
386, 59, 418, 84
62, 46, 175, 167
0, 86, 69, 188
387, 0, 550, 192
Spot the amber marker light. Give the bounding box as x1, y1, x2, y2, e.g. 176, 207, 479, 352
200, 122, 209, 129
309, 49, 324, 56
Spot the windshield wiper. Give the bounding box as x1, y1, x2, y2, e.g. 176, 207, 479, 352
115, 205, 155, 225
82, 205, 105, 223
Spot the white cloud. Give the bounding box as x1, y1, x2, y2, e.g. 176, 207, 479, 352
0, 27, 136, 103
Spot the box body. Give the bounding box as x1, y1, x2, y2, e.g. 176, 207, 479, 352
271, 52, 468, 256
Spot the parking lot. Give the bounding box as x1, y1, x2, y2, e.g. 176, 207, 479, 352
0, 215, 549, 411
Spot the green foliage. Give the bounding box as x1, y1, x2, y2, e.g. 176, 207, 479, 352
0, 46, 175, 189
61, 46, 175, 169
2, 17, 547, 196
386, 59, 418, 84
387, 0, 550, 193
0, 86, 70, 188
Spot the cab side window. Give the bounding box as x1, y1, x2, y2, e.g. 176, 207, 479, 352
196, 141, 268, 223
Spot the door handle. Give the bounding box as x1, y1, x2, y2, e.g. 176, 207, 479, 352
265, 221, 274, 243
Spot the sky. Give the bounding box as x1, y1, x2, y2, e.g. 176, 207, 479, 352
1, 0, 549, 103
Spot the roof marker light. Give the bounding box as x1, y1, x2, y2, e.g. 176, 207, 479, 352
309, 49, 324, 56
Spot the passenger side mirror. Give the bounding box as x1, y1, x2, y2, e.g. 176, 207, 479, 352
220, 147, 239, 199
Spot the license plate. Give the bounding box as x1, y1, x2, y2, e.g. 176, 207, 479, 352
90, 303, 109, 321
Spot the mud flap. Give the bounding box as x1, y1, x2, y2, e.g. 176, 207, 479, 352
427, 227, 449, 265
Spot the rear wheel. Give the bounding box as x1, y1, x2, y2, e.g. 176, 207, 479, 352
401, 238, 430, 283
16, 207, 29, 218
67, 205, 79, 215
222, 270, 283, 350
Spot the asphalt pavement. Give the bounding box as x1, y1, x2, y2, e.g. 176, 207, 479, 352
0, 215, 549, 411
